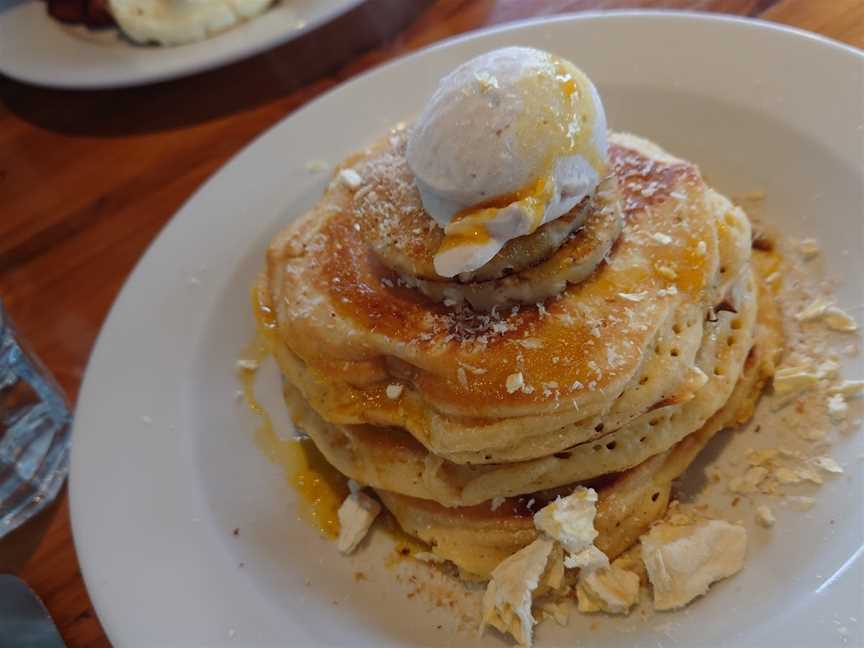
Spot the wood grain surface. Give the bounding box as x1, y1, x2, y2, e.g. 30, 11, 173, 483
1, 1, 861, 645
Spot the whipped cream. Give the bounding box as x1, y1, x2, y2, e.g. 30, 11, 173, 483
407, 46, 608, 278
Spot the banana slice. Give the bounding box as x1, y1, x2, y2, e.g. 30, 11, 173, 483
108, 0, 274, 46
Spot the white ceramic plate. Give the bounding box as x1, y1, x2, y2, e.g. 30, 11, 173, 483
0, 0, 360, 89
70, 12, 864, 648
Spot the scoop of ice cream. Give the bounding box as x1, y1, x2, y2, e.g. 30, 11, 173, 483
407, 46, 608, 278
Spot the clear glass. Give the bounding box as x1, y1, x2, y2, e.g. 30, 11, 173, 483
0, 302, 71, 538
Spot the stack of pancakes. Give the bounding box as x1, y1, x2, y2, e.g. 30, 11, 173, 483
257, 128, 783, 578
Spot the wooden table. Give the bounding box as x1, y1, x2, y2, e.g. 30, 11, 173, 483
1, 0, 861, 645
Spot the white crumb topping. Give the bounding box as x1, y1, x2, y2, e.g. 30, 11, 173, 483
795, 298, 832, 322
829, 380, 864, 396
772, 366, 820, 397
506, 372, 525, 394
304, 159, 329, 173
619, 291, 647, 302
337, 491, 381, 554
337, 168, 363, 190
457, 367, 469, 389
823, 307, 858, 332
657, 265, 678, 280
797, 238, 820, 259
794, 301, 858, 331
385, 383, 404, 400
827, 394, 848, 422
755, 505, 776, 528
811, 456, 843, 474
788, 496, 816, 512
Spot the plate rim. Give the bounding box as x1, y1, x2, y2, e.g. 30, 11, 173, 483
0, 0, 363, 90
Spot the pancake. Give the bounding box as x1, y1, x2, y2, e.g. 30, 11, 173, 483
270, 288, 708, 467
374, 276, 782, 578
398, 183, 623, 310
276, 260, 762, 507
352, 127, 601, 284
263, 134, 752, 465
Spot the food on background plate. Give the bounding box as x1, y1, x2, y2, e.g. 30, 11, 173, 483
242, 47, 860, 646
44, 0, 275, 45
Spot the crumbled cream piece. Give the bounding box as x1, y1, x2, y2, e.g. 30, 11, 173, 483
611, 547, 648, 585
538, 600, 569, 626
576, 564, 640, 614
797, 238, 820, 259
534, 487, 608, 571
337, 168, 363, 189
740, 447, 829, 488
385, 383, 404, 400
772, 366, 820, 396
775, 466, 805, 484
829, 380, 864, 397
480, 537, 556, 647
235, 358, 259, 371
788, 496, 816, 512
827, 394, 849, 422
474, 70, 499, 90
799, 426, 828, 442
797, 466, 824, 484
728, 466, 769, 494
564, 545, 609, 571
816, 360, 840, 379
658, 285, 678, 297
657, 265, 678, 280
459, 362, 487, 375
696, 240, 707, 256
490, 496, 506, 511
795, 300, 858, 331
304, 159, 329, 173
640, 519, 747, 610
652, 232, 673, 245
506, 372, 525, 394
336, 491, 381, 554
795, 299, 832, 322
517, 338, 544, 349
619, 291, 647, 302
746, 448, 780, 466
457, 367, 469, 388
823, 307, 858, 332
755, 505, 776, 528
811, 456, 843, 474
539, 545, 565, 593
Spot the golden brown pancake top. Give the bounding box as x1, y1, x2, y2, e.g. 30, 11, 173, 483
266, 138, 716, 421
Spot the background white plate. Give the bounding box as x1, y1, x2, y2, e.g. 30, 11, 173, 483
70, 12, 864, 647
0, 0, 360, 89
